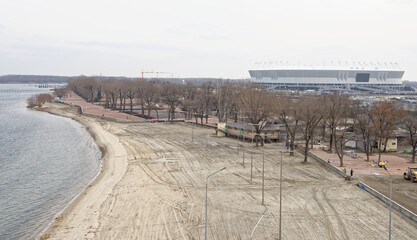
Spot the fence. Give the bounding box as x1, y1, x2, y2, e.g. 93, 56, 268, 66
358, 181, 417, 223
298, 146, 417, 223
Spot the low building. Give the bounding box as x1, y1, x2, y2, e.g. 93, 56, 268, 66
375, 138, 398, 152
217, 122, 282, 141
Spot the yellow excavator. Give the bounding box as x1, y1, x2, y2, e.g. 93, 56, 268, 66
403, 167, 417, 182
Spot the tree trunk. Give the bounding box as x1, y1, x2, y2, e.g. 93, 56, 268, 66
141, 99, 145, 115
329, 132, 333, 152
310, 135, 314, 149
321, 122, 326, 141
290, 133, 295, 156
171, 107, 175, 122
339, 140, 344, 167
363, 138, 369, 161
119, 93, 123, 112
412, 145, 416, 163
378, 137, 382, 162
286, 132, 289, 149
304, 140, 309, 162
383, 138, 388, 152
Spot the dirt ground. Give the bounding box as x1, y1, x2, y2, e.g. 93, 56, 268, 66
42, 103, 417, 239
309, 147, 417, 215
359, 175, 417, 214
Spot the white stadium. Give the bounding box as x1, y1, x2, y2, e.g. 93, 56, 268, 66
249, 61, 404, 92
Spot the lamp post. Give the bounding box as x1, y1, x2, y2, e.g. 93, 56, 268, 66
250, 207, 269, 240
262, 134, 265, 205
205, 167, 226, 240
192, 122, 194, 143
251, 127, 253, 181
279, 150, 284, 240
242, 128, 245, 167
249, 123, 260, 182
383, 166, 392, 240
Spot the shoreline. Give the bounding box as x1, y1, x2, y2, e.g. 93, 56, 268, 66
37, 103, 128, 239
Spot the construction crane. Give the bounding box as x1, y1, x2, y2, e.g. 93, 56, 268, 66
141, 70, 171, 80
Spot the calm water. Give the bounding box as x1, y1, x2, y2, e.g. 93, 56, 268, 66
0, 84, 101, 239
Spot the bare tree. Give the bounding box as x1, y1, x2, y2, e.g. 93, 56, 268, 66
201, 82, 215, 124
331, 95, 354, 167
143, 81, 160, 117
371, 101, 406, 162
277, 93, 301, 155
194, 92, 205, 125
101, 79, 118, 110
182, 82, 197, 120
53, 87, 70, 99
354, 105, 375, 162
68, 76, 98, 102
238, 84, 274, 146
118, 84, 127, 112
324, 92, 349, 152
298, 95, 325, 163
136, 79, 147, 115
160, 83, 182, 122
125, 81, 136, 113
404, 111, 417, 163
216, 80, 236, 123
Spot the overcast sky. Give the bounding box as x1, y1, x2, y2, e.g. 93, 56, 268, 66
0, 0, 416, 79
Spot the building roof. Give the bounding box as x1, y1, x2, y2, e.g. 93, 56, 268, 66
226, 123, 282, 131
250, 61, 403, 72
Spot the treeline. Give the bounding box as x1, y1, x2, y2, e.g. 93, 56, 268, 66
67, 76, 417, 164
26, 93, 54, 108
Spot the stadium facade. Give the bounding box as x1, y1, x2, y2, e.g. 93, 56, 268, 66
249, 62, 404, 92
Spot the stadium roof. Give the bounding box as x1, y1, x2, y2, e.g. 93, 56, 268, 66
251, 61, 403, 71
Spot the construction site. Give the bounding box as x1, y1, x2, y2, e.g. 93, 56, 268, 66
42, 97, 417, 239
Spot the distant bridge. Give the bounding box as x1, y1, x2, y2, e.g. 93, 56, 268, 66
0, 89, 51, 93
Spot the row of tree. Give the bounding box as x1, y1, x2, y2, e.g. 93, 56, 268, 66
66, 77, 417, 164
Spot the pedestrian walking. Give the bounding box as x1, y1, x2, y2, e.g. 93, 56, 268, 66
350, 169, 354, 177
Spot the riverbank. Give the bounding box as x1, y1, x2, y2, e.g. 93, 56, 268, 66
39, 103, 128, 239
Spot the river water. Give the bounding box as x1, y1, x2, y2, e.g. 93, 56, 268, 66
0, 84, 101, 239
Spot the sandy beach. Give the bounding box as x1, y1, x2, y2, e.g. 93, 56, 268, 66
40, 103, 128, 239
39, 102, 417, 239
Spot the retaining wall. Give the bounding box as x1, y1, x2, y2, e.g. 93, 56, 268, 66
298, 146, 345, 178
298, 146, 417, 223
358, 181, 417, 223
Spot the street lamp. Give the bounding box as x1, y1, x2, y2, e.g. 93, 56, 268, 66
383, 166, 392, 240
250, 207, 269, 240
262, 134, 265, 205
251, 127, 253, 181
279, 150, 284, 240
205, 167, 226, 240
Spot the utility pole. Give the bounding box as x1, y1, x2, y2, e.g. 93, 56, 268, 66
384, 166, 392, 240
205, 167, 226, 240
262, 135, 265, 205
